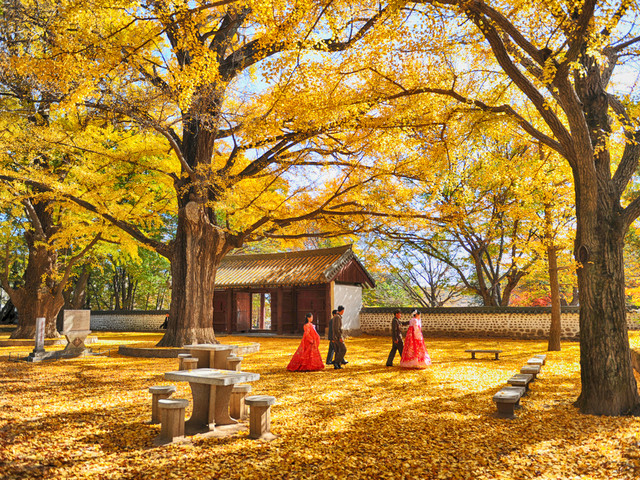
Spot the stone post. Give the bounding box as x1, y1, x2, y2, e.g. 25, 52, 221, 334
34, 317, 46, 353
26, 318, 48, 362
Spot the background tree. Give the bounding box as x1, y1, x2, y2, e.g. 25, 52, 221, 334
82, 248, 171, 311
0, 113, 172, 338
382, 0, 640, 414
365, 131, 547, 307
0, 2, 175, 338
363, 238, 467, 307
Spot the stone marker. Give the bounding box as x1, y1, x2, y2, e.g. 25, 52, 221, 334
27, 318, 47, 362
61, 310, 92, 355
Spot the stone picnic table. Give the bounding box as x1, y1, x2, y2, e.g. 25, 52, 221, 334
164, 368, 260, 435
184, 344, 237, 370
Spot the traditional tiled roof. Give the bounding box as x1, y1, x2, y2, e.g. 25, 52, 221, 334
215, 244, 375, 288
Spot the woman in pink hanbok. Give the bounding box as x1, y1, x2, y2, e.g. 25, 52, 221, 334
287, 313, 325, 371
399, 310, 431, 369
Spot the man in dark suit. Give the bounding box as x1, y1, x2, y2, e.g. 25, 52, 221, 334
386, 309, 409, 366
326, 309, 337, 365
331, 306, 347, 369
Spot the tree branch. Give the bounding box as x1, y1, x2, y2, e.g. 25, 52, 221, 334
0, 174, 173, 260
54, 234, 103, 298
610, 95, 640, 199
383, 86, 564, 154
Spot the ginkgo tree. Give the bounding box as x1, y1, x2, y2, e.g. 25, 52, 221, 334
1, 0, 408, 346
349, 120, 561, 308
369, 0, 640, 415
285, 0, 640, 415
0, 108, 173, 338
0, 0, 178, 338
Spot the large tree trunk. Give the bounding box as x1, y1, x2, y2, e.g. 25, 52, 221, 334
571, 49, 640, 415
10, 292, 63, 338
575, 206, 639, 414
9, 240, 63, 339
546, 204, 562, 351
547, 245, 562, 351
68, 265, 90, 309
62, 264, 90, 309
157, 202, 233, 347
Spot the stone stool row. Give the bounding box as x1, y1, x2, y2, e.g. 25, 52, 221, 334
177, 353, 243, 371
492, 354, 547, 418
149, 384, 276, 444
149, 383, 251, 425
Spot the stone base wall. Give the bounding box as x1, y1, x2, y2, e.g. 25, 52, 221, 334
87, 307, 640, 340
361, 307, 640, 341
90, 311, 167, 332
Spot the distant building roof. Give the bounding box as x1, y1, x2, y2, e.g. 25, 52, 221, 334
215, 244, 376, 289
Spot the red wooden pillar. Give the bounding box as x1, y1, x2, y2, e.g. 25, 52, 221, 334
291, 289, 297, 335
225, 289, 233, 333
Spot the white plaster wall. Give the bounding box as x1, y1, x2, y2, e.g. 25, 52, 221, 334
333, 284, 362, 332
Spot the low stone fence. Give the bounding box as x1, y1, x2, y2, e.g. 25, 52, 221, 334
361, 307, 640, 341
90, 307, 640, 340
91, 311, 168, 332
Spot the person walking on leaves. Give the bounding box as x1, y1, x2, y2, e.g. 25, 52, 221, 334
399, 310, 431, 369
331, 306, 347, 369
325, 309, 337, 365
287, 313, 324, 371
386, 309, 409, 367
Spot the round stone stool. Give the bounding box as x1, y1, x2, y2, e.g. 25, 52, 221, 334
177, 353, 192, 370
182, 357, 198, 370
230, 384, 252, 420
148, 385, 176, 424
245, 395, 277, 440
155, 398, 189, 445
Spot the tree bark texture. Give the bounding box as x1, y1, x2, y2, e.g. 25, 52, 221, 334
156, 201, 232, 347
574, 204, 639, 414
9, 240, 63, 339
570, 50, 640, 415
547, 246, 562, 351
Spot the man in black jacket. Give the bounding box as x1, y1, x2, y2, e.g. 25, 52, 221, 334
386, 309, 409, 366
325, 309, 337, 365
330, 306, 347, 369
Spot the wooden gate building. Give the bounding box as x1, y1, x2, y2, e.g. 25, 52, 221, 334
212, 245, 375, 335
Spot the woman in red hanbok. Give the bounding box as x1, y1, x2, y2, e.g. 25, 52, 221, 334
287, 313, 325, 371
400, 310, 432, 369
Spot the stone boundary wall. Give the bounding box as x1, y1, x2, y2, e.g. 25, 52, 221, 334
361, 307, 640, 341
90, 311, 168, 332
89, 307, 640, 340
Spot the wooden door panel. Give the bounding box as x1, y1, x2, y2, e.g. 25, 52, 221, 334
236, 292, 250, 332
